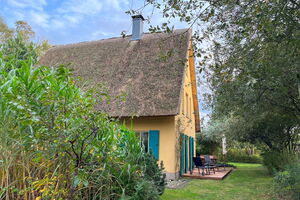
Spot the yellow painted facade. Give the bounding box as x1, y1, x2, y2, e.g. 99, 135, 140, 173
174, 41, 197, 174
121, 42, 198, 180
121, 116, 177, 175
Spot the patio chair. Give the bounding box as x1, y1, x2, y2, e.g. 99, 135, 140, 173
192, 157, 209, 176
210, 155, 227, 171
204, 155, 217, 174
214, 161, 227, 171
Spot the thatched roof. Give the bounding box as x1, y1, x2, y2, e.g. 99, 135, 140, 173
40, 29, 192, 117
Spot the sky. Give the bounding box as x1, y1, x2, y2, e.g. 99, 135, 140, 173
0, 0, 189, 44
0, 0, 211, 126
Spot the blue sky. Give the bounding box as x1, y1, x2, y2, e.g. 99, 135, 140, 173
0, 0, 210, 125
0, 0, 189, 44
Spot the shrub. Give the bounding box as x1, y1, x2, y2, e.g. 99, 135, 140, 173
274, 161, 300, 200
196, 134, 220, 155
262, 150, 297, 174
0, 35, 164, 199
141, 153, 166, 195
219, 149, 262, 164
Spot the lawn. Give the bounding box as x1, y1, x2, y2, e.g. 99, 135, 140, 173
161, 163, 276, 200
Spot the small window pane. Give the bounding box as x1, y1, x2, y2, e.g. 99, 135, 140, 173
142, 132, 149, 153
135, 131, 141, 140
135, 131, 149, 153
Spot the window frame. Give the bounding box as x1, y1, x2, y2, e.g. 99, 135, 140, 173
189, 97, 192, 118
135, 130, 149, 153
186, 93, 189, 118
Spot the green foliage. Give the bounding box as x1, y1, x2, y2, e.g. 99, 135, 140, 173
141, 153, 166, 195
162, 163, 274, 200
0, 18, 34, 43
196, 132, 220, 155
1, 33, 38, 67
0, 17, 13, 42
262, 151, 298, 175
219, 149, 262, 164
205, 1, 300, 153
274, 161, 300, 200
0, 35, 164, 199
0, 17, 50, 55
142, 0, 300, 155
123, 180, 161, 200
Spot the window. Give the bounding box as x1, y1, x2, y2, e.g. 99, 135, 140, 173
182, 95, 185, 114
189, 97, 192, 118
186, 93, 189, 118
186, 65, 188, 78
136, 131, 149, 152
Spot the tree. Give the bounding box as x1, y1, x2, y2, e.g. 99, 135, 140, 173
0, 17, 13, 42
0, 17, 50, 55
132, 0, 300, 153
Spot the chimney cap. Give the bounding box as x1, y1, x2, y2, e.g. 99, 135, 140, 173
132, 15, 145, 21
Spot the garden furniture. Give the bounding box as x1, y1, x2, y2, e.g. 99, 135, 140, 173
192, 157, 209, 176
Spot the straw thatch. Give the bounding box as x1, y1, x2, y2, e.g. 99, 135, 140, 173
40, 29, 192, 117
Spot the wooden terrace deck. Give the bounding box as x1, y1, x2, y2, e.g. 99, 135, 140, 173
183, 167, 233, 180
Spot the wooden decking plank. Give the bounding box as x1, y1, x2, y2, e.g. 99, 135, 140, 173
182, 168, 233, 180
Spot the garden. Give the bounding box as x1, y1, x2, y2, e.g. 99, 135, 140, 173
1, 0, 300, 199
162, 163, 274, 200
0, 26, 165, 199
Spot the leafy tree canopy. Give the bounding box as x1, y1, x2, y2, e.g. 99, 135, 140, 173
135, 0, 300, 152
0, 17, 50, 55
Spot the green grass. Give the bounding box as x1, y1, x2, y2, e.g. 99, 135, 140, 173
161, 163, 276, 200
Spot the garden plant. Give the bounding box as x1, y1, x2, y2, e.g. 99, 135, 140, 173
0, 35, 165, 200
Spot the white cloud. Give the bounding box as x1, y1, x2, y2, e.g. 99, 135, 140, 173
2, 0, 181, 44
50, 19, 65, 29
64, 15, 82, 24
6, 0, 46, 11
92, 30, 109, 37
29, 10, 49, 28
58, 0, 103, 15
105, 0, 129, 11
13, 10, 25, 20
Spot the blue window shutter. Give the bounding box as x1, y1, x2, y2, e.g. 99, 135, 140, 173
180, 133, 185, 176
149, 130, 160, 160
185, 135, 189, 173
192, 137, 195, 158
189, 136, 194, 172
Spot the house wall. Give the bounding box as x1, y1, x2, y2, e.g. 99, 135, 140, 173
120, 42, 198, 180
120, 116, 178, 180
174, 41, 197, 174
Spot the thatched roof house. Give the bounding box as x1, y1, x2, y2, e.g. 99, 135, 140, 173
40, 16, 200, 180
40, 29, 198, 123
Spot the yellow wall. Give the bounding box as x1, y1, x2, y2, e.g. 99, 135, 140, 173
121, 116, 177, 174
120, 42, 198, 178
174, 42, 197, 172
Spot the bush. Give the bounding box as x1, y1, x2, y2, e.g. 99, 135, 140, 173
262, 150, 297, 174
196, 134, 220, 155
219, 149, 262, 164
274, 161, 300, 200
141, 153, 166, 195
0, 35, 164, 200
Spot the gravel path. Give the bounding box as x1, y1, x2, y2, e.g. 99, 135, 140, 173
166, 178, 190, 189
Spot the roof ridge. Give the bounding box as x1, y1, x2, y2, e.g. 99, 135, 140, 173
40, 28, 191, 117
50, 28, 190, 49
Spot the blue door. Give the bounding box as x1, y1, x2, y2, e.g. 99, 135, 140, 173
149, 130, 160, 160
